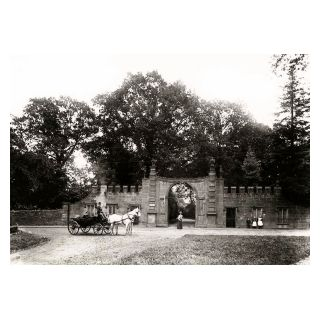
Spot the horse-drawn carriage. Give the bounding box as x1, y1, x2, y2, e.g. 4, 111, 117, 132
67, 207, 141, 236
67, 215, 110, 235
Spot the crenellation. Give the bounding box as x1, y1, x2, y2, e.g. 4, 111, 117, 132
248, 186, 254, 194
63, 164, 308, 229
274, 186, 281, 195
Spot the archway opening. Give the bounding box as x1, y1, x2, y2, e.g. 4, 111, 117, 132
168, 183, 196, 225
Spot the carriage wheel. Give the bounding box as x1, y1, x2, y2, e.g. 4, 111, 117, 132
68, 221, 79, 235
103, 225, 111, 234
93, 223, 103, 235
81, 226, 91, 233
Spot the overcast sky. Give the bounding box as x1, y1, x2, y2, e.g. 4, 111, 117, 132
11, 54, 284, 126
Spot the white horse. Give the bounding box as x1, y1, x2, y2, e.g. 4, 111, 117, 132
108, 207, 141, 235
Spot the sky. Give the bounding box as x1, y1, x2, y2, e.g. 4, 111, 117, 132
10, 54, 283, 126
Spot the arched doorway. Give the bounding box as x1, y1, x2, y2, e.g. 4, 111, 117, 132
168, 183, 196, 225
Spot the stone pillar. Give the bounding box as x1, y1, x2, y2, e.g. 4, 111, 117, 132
215, 177, 225, 227
62, 202, 70, 225
206, 158, 216, 227
147, 160, 157, 226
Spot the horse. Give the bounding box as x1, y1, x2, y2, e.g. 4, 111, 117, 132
108, 207, 141, 235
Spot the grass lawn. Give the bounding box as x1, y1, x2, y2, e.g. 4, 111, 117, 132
10, 231, 49, 253
119, 235, 310, 265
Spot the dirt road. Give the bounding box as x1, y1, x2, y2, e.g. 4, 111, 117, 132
10, 226, 310, 265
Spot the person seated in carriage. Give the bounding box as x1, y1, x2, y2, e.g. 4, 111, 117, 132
96, 202, 108, 221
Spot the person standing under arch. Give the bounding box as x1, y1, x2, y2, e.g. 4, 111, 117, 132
177, 210, 183, 229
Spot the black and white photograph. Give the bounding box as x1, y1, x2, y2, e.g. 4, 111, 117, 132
9, 54, 310, 265
1, 1, 319, 320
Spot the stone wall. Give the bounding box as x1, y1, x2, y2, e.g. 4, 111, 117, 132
223, 186, 310, 229
13, 159, 308, 229
10, 208, 67, 226
69, 184, 143, 219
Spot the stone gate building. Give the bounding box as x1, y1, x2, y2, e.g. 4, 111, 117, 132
69, 161, 309, 229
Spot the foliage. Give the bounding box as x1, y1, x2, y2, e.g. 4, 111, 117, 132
10, 231, 49, 253
64, 159, 95, 202
12, 96, 97, 167
11, 127, 68, 208
10, 97, 97, 209
241, 147, 261, 185
272, 54, 310, 205
84, 71, 271, 186
168, 183, 196, 220
10, 64, 310, 208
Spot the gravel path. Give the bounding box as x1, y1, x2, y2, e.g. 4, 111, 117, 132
10, 226, 310, 265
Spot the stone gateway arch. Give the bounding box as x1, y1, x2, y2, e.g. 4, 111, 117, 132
142, 161, 221, 227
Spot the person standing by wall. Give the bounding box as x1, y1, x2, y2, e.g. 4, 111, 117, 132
177, 210, 183, 229
258, 217, 264, 229
252, 217, 257, 228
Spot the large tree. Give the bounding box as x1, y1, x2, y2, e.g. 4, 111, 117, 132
12, 96, 97, 167
84, 71, 271, 186
272, 54, 310, 205
84, 71, 203, 183
10, 97, 97, 209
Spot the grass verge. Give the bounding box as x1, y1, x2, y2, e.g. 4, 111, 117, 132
119, 235, 310, 265
10, 231, 49, 253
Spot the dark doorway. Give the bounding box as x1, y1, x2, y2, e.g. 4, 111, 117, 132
168, 183, 196, 224
226, 208, 236, 228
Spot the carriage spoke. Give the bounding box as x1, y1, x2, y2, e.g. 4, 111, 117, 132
81, 226, 91, 233
68, 221, 79, 235
93, 223, 103, 235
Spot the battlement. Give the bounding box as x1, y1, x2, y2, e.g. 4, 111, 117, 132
93, 184, 142, 194
223, 186, 281, 195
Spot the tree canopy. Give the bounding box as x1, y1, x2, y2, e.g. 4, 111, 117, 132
11, 97, 97, 209
271, 54, 310, 205
10, 64, 310, 209
83, 71, 271, 186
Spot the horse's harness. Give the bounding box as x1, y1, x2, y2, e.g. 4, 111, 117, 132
111, 212, 136, 225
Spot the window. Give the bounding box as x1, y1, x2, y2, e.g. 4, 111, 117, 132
252, 207, 263, 219
105, 203, 118, 215
83, 203, 96, 215
278, 208, 289, 225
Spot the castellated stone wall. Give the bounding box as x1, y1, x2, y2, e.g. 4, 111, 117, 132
223, 186, 310, 229
12, 159, 308, 228
69, 184, 144, 220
